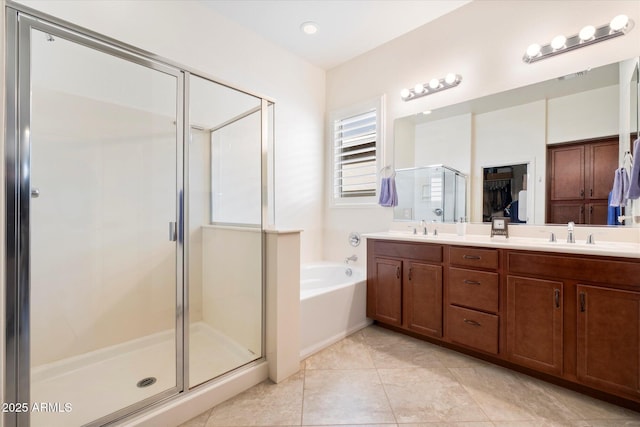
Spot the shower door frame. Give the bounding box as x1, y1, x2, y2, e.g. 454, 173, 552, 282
4, 8, 187, 427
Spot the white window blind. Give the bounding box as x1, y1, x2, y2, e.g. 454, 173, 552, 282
333, 109, 377, 199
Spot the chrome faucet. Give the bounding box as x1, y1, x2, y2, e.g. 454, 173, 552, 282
567, 221, 575, 243
345, 254, 358, 264
420, 219, 428, 235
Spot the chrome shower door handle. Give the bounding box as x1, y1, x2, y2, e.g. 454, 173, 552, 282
169, 221, 177, 242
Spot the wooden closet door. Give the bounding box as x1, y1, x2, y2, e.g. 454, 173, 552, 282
549, 145, 584, 201
587, 140, 618, 200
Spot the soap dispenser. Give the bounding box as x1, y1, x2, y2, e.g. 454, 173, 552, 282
456, 217, 466, 236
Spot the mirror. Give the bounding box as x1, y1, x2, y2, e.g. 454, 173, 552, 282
632, 62, 639, 142
394, 58, 639, 225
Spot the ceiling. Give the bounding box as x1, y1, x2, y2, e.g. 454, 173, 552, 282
201, 0, 471, 70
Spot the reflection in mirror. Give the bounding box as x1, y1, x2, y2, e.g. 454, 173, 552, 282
394, 165, 467, 222
632, 63, 639, 141
394, 58, 639, 226
483, 164, 528, 223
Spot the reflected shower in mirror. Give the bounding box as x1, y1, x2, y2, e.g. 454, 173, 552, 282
394, 165, 467, 222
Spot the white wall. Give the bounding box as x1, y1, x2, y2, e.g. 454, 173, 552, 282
547, 85, 619, 144
12, 0, 326, 263
325, 0, 640, 262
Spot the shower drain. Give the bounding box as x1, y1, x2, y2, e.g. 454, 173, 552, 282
136, 377, 157, 388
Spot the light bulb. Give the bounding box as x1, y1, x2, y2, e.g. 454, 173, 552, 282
551, 35, 567, 50
429, 78, 440, 90
422, 110, 432, 115
444, 73, 457, 85
526, 43, 541, 58
414, 83, 425, 94
579, 25, 596, 41
610, 14, 629, 32
400, 88, 410, 99
300, 22, 318, 35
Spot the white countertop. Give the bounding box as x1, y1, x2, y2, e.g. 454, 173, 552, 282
363, 231, 640, 259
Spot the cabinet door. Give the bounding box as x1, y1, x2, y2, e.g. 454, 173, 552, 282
586, 201, 609, 225
577, 285, 640, 397
548, 202, 584, 225
367, 257, 402, 326
507, 276, 563, 376
549, 145, 584, 200
404, 261, 443, 337
587, 140, 618, 200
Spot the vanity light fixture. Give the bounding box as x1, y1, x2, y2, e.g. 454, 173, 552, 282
523, 14, 634, 63
401, 73, 462, 101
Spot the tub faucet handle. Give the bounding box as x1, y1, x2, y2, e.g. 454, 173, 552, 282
345, 254, 358, 264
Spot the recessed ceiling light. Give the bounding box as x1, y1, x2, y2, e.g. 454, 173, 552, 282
301, 21, 319, 35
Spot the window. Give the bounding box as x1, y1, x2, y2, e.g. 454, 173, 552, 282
331, 97, 383, 205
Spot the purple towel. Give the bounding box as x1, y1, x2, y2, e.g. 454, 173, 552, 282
610, 167, 629, 207
627, 139, 640, 199
378, 176, 398, 207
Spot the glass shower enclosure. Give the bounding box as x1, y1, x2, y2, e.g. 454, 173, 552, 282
4, 7, 271, 427
394, 165, 467, 222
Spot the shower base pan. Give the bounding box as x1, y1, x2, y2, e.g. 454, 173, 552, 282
30, 322, 256, 427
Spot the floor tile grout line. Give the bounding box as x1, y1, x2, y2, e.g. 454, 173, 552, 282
364, 334, 400, 425
444, 365, 494, 424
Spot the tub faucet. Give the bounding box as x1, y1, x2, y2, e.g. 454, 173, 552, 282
345, 254, 358, 264
567, 221, 575, 243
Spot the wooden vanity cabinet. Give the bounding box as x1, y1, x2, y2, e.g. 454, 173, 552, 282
506, 276, 563, 376
366, 239, 443, 337
507, 250, 640, 403
367, 238, 640, 408
577, 285, 640, 399
404, 261, 442, 337
446, 246, 500, 354
368, 257, 403, 326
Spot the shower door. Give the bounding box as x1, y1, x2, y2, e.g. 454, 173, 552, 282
6, 13, 183, 427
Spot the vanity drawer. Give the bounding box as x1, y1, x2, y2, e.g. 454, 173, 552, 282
373, 240, 442, 263
449, 246, 498, 270
448, 268, 499, 313
447, 305, 499, 354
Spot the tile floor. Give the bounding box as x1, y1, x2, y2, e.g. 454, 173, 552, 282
179, 325, 640, 427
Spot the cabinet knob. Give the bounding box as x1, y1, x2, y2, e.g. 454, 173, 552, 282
579, 292, 586, 312
396, 266, 400, 279
463, 318, 481, 327
554, 289, 560, 308
463, 255, 481, 260
463, 280, 481, 285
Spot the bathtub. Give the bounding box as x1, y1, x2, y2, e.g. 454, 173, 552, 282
300, 262, 371, 359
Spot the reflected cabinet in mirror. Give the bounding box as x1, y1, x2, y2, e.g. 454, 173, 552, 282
394, 57, 640, 226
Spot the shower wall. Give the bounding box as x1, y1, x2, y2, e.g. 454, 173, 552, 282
30, 89, 177, 367
188, 129, 211, 323
202, 227, 262, 356
211, 112, 262, 225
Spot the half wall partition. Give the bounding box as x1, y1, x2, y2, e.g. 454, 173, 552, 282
4, 6, 272, 426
